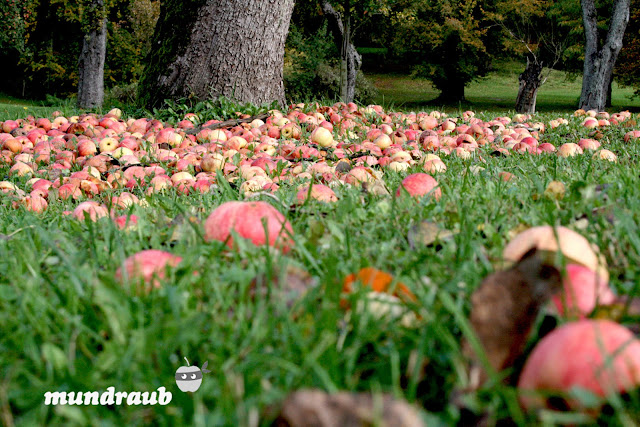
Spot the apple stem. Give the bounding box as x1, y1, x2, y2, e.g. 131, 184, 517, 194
184, 357, 190, 366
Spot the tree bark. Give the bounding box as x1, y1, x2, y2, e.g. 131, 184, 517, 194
321, 0, 361, 103
138, 0, 294, 110
77, 0, 106, 109
515, 59, 544, 114
579, 0, 630, 111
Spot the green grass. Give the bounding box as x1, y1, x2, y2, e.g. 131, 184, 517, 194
367, 60, 640, 113
2, 105, 640, 425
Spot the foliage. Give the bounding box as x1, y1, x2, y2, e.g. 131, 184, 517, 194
386, 0, 498, 102
0, 0, 159, 100
0, 0, 30, 53
616, 0, 640, 98
283, 22, 378, 104
490, 0, 577, 68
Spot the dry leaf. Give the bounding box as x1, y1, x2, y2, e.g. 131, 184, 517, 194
251, 265, 317, 307
462, 248, 562, 389
407, 221, 455, 249
272, 389, 425, 427
361, 180, 390, 196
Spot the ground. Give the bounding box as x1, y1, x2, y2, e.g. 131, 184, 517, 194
1, 88, 640, 425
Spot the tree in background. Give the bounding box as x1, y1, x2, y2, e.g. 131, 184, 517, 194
492, 0, 577, 113
389, 0, 497, 103
579, 0, 630, 111
615, 0, 640, 99
0, 0, 158, 101
138, 0, 295, 109
77, 0, 107, 109
283, 0, 378, 104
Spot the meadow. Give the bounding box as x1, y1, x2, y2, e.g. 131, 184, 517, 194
2, 89, 640, 426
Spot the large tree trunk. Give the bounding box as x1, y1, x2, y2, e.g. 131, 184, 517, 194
138, 0, 294, 110
579, 0, 630, 111
77, 0, 106, 109
321, 0, 361, 104
515, 58, 544, 114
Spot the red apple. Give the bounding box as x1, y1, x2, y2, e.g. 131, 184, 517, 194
204, 201, 293, 253
395, 173, 441, 200
518, 320, 640, 411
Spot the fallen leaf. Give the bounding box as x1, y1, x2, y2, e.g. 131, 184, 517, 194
407, 221, 455, 249
272, 389, 425, 427
361, 180, 390, 196
462, 248, 562, 389
251, 265, 317, 307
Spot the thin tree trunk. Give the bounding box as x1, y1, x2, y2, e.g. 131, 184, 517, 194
77, 0, 106, 109
321, 0, 361, 103
579, 0, 630, 111
515, 58, 544, 114
139, 0, 295, 109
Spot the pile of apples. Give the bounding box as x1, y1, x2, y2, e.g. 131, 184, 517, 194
0, 103, 635, 219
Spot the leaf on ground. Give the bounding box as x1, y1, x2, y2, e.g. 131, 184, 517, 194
461, 248, 562, 390
361, 179, 390, 196
251, 265, 317, 307
407, 221, 455, 249
271, 389, 425, 427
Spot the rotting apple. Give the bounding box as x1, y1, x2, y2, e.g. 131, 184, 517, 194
204, 201, 294, 253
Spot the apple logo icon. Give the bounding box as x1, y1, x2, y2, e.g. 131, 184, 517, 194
175, 357, 210, 392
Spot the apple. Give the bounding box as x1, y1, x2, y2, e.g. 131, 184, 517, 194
373, 134, 392, 149
310, 127, 334, 148
593, 149, 617, 162
518, 320, 640, 412
395, 173, 441, 200
557, 143, 583, 157
116, 249, 183, 289
552, 264, 616, 318
296, 184, 337, 203
72, 201, 109, 222
99, 137, 119, 153
503, 225, 609, 284
204, 201, 293, 253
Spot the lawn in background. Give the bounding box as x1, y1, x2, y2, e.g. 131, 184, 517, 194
367, 61, 640, 113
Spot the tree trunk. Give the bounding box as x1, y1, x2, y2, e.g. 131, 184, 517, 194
77, 0, 106, 110
579, 0, 630, 111
606, 77, 613, 107
321, 0, 361, 103
515, 59, 544, 114
138, 0, 295, 110
436, 79, 465, 104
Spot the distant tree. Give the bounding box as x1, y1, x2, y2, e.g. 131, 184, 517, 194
492, 0, 577, 113
616, 0, 640, 98
138, 0, 295, 109
77, 0, 107, 109
389, 0, 496, 103
579, 0, 630, 111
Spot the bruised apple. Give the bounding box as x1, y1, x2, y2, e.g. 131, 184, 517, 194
204, 201, 293, 253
